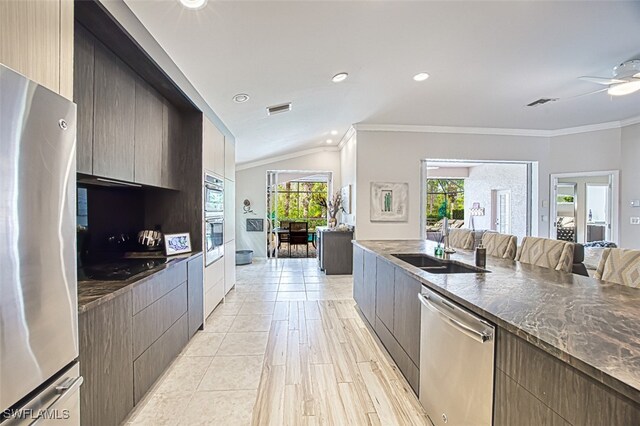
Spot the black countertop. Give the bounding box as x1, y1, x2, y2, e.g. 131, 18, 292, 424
354, 239, 640, 404
77, 251, 202, 314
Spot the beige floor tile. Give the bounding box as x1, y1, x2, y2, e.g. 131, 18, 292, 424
236, 284, 280, 292
304, 284, 327, 292
230, 315, 273, 332
182, 390, 257, 426
238, 301, 275, 315
212, 302, 243, 316
182, 332, 225, 357
244, 291, 278, 301
198, 356, 264, 391
223, 290, 247, 304
306, 289, 337, 301
278, 283, 306, 292
217, 332, 269, 356
303, 276, 329, 284
154, 356, 213, 395
276, 291, 307, 302
204, 314, 235, 333
279, 276, 305, 283
129, 391, 192, 425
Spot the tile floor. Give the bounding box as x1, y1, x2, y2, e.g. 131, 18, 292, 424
126, 258, 427, 425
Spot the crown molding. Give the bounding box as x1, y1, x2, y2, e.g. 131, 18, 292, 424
354, 115, 640, 138
353, 123, 550, 137
337, 126, 356, 149
236, 146, 339, 171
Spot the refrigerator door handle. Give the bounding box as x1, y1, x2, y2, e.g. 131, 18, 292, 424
30, 376, 83, 426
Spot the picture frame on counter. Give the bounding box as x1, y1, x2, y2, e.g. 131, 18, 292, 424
164, 232, 192, 256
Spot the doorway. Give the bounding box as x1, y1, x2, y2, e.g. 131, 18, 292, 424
493, 190, 512, 234
550, 171, 619, 245
266, 170, 332, 259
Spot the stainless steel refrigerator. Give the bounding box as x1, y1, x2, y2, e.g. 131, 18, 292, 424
1, 64, 82, 424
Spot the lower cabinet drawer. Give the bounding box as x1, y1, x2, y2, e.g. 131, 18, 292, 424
204, 278, 224, 318
133, 281, 188, 359
133, 313, 188, 403
375, 315, 420, 394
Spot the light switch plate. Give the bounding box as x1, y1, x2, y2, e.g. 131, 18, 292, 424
631, 217, 640, 225
631, 200, 640, 207
542, 200, 548, 208
541, 215, 548, 222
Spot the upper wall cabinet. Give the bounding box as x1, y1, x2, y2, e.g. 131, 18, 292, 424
203, 117, 225, 178
0, 0, 73, 100
225, 137, 235, 181
93, 41, 136, 182
75, 26, 176, 189
74, 24, 95, 175
134, 78, 164, 187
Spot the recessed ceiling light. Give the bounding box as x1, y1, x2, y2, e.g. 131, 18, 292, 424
413, 72, 430, 82
179, 0, 207, 10
232, 93, 250, 103
330, 130, 338, 136
326, 139, 333, 144
332, 73, 348, 83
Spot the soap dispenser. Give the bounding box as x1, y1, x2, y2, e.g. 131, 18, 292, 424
475, 243, 486, 268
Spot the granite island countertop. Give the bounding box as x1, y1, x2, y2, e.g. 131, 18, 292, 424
354, 239, 640, 404
77, 252, 202, 314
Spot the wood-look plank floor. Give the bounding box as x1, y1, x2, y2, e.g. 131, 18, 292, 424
126, 258, 428, 425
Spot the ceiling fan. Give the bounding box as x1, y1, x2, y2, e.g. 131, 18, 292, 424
579, 59, 640, 96
527, 59, 640, 107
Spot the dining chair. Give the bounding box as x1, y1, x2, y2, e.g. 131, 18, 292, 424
481, 232, 518, 260
515, 236, 574, 273
448, 228, 475, 250
594, 248, 640, 287
288, 222, 309, 257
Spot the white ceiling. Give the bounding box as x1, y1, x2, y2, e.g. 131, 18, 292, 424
124, 1, 640, 164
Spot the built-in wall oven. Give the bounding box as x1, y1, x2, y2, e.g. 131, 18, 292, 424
204, 174, 224, 216
205, 216, 224, 265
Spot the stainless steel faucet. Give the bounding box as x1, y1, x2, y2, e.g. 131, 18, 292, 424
442, 217, 456, 253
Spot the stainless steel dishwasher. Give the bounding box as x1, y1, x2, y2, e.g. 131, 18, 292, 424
418, 287, 495, 426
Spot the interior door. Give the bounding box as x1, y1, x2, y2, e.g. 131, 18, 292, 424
495, 190, 511, 234
586, 183, 611, 242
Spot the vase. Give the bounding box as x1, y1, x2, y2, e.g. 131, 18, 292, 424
329, 217, 337, 228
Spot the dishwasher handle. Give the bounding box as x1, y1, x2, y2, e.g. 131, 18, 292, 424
418, 293, 492, 344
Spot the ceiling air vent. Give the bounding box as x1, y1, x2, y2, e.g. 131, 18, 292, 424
526, 98, 558, 107
267, 102, 292, 116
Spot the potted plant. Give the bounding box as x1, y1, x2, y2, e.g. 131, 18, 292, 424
318, 191, 345, 228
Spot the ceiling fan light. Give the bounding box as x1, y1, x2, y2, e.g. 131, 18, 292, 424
608, 80, 640, 96
179, 0, 207, 9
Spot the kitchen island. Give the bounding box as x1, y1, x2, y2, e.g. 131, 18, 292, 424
353, 240, 640, 425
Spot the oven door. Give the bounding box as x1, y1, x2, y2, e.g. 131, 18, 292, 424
204, 176, 224, 215
205, 216, 224, 266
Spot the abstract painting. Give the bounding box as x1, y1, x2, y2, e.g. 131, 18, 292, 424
370, 182, 409, 222
341, 185, 352, 214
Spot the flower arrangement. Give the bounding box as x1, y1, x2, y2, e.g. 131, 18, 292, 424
318, 191, 345, 226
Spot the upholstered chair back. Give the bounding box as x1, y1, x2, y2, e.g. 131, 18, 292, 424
448, 228, 475, 250
482, 232, 518, 260
515, 236, 574, 273
595, 248, 640, 288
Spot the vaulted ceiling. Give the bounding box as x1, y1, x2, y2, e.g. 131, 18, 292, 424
125, 1, 640, 163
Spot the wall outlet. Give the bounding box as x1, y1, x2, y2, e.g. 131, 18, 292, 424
542, 200, 548, 208
631, 217, 640, 225
631, 200, 640, 207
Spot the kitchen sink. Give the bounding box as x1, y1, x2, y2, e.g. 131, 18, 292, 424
391, 253, 488, 274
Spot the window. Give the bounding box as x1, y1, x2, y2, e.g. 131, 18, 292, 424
268, 181, 328, 229
425, 179, 464, 226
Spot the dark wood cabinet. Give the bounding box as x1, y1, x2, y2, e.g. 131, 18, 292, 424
73, 25, 95, 175
187, 254, 204, 337
375, 258, 395, 331
353, 245, 365, 311
393, 270, 422, 367
317, 228, 354, 274
134, 77, 163, 186
92, 41, 135, 182
79, 292, 133, 426
495, 328, 640, 425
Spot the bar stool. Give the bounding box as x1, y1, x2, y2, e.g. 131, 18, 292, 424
481, 232, 518, 260
515, 236, 574, 273
594, 248, 640, 288
448, 228, 475, 250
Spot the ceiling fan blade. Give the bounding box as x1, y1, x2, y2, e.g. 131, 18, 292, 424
560, 87, 609, 101
579, 76, 625, 85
